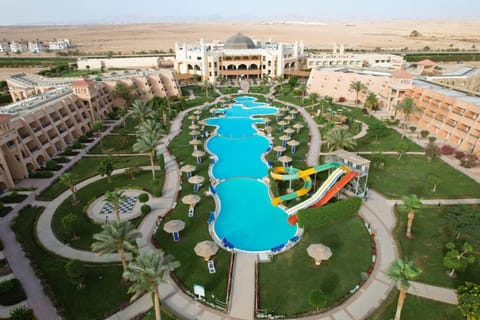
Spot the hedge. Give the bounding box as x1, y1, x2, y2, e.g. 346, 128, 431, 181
296, 197, 362, 229
0, 279, 27, 306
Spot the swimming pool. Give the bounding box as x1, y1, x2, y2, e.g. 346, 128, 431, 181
206, 96, 298, 252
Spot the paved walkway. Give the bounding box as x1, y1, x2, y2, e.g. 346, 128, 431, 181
229, 254, 257, 319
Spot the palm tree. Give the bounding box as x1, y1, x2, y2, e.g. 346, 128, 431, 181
202, 80, 210, 98
129, 99, 151, 124
117, 107, 128, 127
123, 249, 180, 320
309, 92, 319, 107
104, 191, 127, 221
325, 128, 357, 151
364, 92, 379, 117
387, 258, 421, 320
297, 84, 307, 104
92, 120, 104, 146
349, 80, 367, 104
59, 173, 78, 205
91, 220, 141, 273
133, 119, 164, 179
402, 194, 423, 238
395, 97, 417, 139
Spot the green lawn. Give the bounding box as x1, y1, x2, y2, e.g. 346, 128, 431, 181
369, 289, 462, 320
38, 156, 149, 201
276, 94, 316, 108
367, 155, 480, 199
258, 215, 372, 316
218, 86, 240, 94
155, 109, 230, 305
51, 169, 162, 250
88, 134, 138, 154
110, 117, 141, 135
394, 205, 480, 288
12, 206, 131, 320
249, 86, 271, 94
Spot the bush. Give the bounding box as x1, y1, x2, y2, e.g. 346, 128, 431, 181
9, 305, 34, 320
0, 279, 27, 305
45, 160, 59, 171
297, 197, 362, 229
151, 179, 162, 197
53, 156, 69, 163
78, 135, 89, 144
138, 193, 149, 203
65, 260, 85, 288
428, 136, 437, 143
28, 171, 54, 179
454, 151, 465, 160
141, 204, 151, 215
409, 126, 417, 133
2, 192, 27, 203
440, 145, 456, 156
420, 130, 429, 138
460, 154, 478, 168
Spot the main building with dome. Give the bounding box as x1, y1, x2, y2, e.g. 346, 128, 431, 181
174, 33, 306, 82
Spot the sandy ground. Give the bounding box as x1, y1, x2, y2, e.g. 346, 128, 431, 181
1, 20, 479, 55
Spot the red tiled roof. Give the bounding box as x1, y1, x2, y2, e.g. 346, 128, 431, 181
416, 59, 436, 66
71, 78, 95, 87
391, 70, 414, 78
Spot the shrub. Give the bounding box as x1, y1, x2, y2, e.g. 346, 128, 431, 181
0, 279, 14, 294
409, 126, 417, 133
45, 160, 58, 171
420, 130, 429, 138
28, 171, 54, 179
460, 154, 478, 168
141, 204, 151, 215
2, 192, 27, 203
138, 193, 149, 203
297, 197, 362, 229
428, 136, 437, 143
440, 145, 456, 155
0, 279, 27, 305
9, 305, 34, 320
78, 135, 89, 143
151, 179, 162, 197
454, 151, 465, 160
65, 260, 85, 288
53, 156, 69, 163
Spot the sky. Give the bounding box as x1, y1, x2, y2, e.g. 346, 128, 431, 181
2, 0, 480, 25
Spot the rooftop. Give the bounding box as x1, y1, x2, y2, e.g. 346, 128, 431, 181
224, 33, 256, 50
413, 80, 480, 105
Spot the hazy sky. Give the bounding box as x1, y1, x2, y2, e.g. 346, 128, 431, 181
2, 0, 479, 25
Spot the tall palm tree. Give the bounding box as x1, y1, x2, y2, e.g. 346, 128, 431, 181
117, 107, 128, 127
129, 99, 151, 124
91, 220, 141, 273
92, 120, 104, 146
123, 249, 180, 320
349, 80, 367, 104
325, 128, 357, 151
395, 97, 417, 139
133, 119, 164, 179
104, 191, 127, 221
364, 92, 379, 117
402, 194, 423, 238
297, 84, 307, 104
202, 80, 210, 98
309, 92, 319, 107
59, 173, 78, 205
387, 258, 421, 320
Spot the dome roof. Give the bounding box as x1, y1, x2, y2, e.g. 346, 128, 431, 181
224, 33, 256, 50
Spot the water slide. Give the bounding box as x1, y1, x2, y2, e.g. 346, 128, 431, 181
285, 167, 347, 215
310, 171, 359, 208
270, 163, 339, 206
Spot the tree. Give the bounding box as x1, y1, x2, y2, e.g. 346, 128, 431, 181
97, 156, 114, 183
394, 97, 417, 139
133, 119, 164, 179
124, 166, 142, 180
104, 190, 126, 221
424, 140, 441, 162
402, 194, 423, 238
368, 122, 388, 142
309, 92, 318, 106
59, 173, 78, 205
129, 99, 151, 124
297, 84, 307, 104
92, 120, 104, 147
325, 128, 357, 152
443, 242, 475, 278
444, 205, 480, 240
370, 152, 386, 169
123, 249, 180, 320
308, 289, 327, 311
456, 282, 480, 320
364, 92, 379, 117
288, 76, 299, 88
202, 80, 211, 98
397, 142, 409, 160
65, 260, 85, 289
117, 107, 128, 127
387, 258, 421, 320
62, 213, 80, 240
92, 220, 141, 273
113, 82, 136, 106
349, 80, 367, 104
426, 172, 440, 192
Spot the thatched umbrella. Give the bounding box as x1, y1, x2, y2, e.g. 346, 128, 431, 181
287, 139, 300, 153
189, 130, 201, 139
194, 110, 202, 115
181, 194, 201, 206
278, 155, 292, 168
209, 108, 217, 116
264, 126, 273, 133
188, 115, 197, 124
307, 243, 333, 265
279, 135, 291, 147
284, 115, 293, 124
289, 109, 299, 119
163, 220, 185, 241
273, 145, 286, 158
284, 127, 295, 138
189, 139, 202, 151
188, 175, 205, 192
180, 164, 196, 178
188, 124, 200, 130
262, 118, 270, 126
194, 240, 219, 261
277, 120, 287, 132
192, 150, 205, 164
293, 123, 304, 134
274, 111, 282, 121
198, 119, 207, 130
279, 107, 288, 115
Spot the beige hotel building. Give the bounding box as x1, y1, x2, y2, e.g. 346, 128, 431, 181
0, 70, 180, 191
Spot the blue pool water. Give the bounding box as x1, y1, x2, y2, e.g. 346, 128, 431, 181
206, 96, 297, 252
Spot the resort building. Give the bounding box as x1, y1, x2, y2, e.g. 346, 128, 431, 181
426, 66, 480, 94
174, 33, 307, 82
48, 39, 72, 51
9, 41, 28, 53
306, 44, 404, 70
27, 41, 45, 53
0, 40, 11, 53
307, 67, 480, 156
77, 56, 174, 71
0, 70, 181, 191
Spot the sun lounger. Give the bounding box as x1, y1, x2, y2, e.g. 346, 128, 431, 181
188, 206, 194, 217
173, 232, 180, 241
208, 260, 216, 274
